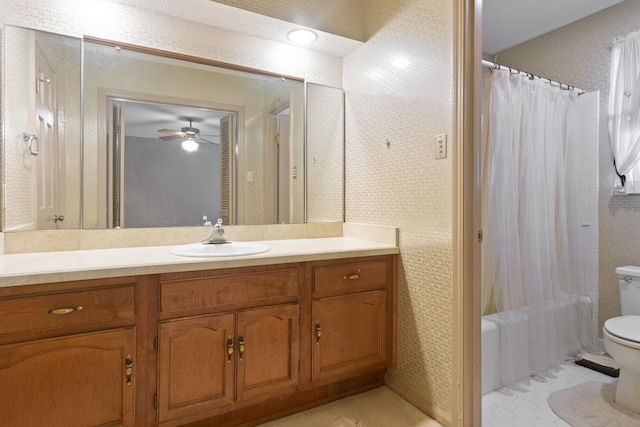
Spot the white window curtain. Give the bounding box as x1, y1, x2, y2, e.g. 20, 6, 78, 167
481, 69, 594, 388
609, 30, 640, 194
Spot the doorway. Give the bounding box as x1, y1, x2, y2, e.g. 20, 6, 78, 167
106, 98, 235, 228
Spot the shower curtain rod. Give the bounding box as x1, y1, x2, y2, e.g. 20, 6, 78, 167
482, 59, 585, 95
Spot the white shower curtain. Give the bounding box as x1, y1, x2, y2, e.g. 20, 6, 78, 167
609, 30, 640, 194
481, 69, 594, 388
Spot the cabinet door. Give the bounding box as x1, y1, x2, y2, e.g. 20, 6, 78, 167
0, 328, 135, 426
236, 304, 299, 402
312, 291, 387, 382
158, 313, 235, 423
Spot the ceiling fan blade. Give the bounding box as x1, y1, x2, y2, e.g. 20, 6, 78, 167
159, 134, 185, 141
158, 129, 182, 135
198, 138, 219, 144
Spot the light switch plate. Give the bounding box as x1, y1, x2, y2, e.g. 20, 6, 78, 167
435, 134, 447, 159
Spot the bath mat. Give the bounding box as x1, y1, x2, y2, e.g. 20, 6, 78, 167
548, 381, 640, 426
326, 417, 367, 427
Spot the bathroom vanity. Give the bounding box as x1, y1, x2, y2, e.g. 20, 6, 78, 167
0, 237, 397, 427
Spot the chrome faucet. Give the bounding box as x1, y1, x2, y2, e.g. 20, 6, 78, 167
202, 218, 231, 244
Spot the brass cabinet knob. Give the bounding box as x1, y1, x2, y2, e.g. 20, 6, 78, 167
227, 337, 234, 363
315, 322, 322, 344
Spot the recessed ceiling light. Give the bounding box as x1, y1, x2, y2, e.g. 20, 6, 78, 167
288, 29, 317, 44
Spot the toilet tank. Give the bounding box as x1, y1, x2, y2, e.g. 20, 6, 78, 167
616, 266, 640, 315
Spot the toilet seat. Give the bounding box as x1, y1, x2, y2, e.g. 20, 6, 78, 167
604, 316, 640, 349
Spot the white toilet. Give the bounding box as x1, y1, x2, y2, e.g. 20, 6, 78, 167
603, 266, 640, 414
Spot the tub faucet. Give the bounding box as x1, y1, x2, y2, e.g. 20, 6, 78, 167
202, 218, 231, 244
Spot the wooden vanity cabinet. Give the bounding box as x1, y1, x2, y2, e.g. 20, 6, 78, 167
308, 256, 396, 385
0, 277, 140, 427
156, 265, 301, 425
0, 254, 396, 427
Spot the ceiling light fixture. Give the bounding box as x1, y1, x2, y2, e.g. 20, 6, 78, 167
181, 138, 199, 152
288, 29, 317, 44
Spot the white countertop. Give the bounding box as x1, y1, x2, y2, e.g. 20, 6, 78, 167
0, 237, 399, 288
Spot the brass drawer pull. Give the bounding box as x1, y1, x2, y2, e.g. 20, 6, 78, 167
43, 305, 83, 315
344, 270, 361, 280
315, 322, 322, 344
238, 335, 245, 361
125, 354, 133, 386
227, 337, 234, 363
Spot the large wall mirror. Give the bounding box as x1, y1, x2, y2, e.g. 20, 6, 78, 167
3, 26, 345, 231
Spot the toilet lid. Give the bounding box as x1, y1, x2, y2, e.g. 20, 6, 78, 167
604, 316, 640, 343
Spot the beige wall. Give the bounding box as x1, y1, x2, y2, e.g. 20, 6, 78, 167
344, 0, 454, 423
495, 0, 640, 336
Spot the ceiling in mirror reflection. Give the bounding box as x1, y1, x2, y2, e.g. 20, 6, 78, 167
123, 102, 225, 140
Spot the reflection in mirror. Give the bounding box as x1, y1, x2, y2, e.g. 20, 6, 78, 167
107, 100, 231, 228
3, 26, 81, 231
83, 40, 305, 228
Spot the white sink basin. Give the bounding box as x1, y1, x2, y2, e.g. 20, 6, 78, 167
170, 242, 270, 258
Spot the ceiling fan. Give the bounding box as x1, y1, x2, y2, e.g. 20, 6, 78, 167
157, 118, 217, 144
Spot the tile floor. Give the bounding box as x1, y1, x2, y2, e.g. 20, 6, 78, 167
257, 386, 441, 427
482, 362, 617, 426
256, 363, 616, 427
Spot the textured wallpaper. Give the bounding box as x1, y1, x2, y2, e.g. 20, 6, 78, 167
344, 0, 454, 422
495, 0, 640, 337
306, 83, 344, 223
3, 26, 33, 230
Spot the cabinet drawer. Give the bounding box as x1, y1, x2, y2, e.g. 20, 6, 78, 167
160, 267, 299, 314
0, 286, 135, 336
312, 259, 389, 294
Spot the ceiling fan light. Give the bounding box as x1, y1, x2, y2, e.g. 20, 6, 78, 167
181, 139, 199, 152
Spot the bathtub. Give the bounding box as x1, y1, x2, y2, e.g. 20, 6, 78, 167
481, 294, 593, 395
481, 316, 501, 395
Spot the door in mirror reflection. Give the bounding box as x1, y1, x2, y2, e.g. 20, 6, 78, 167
35, 42, 63, 230
3, 26, 81, 232
107, 99, 236, 228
